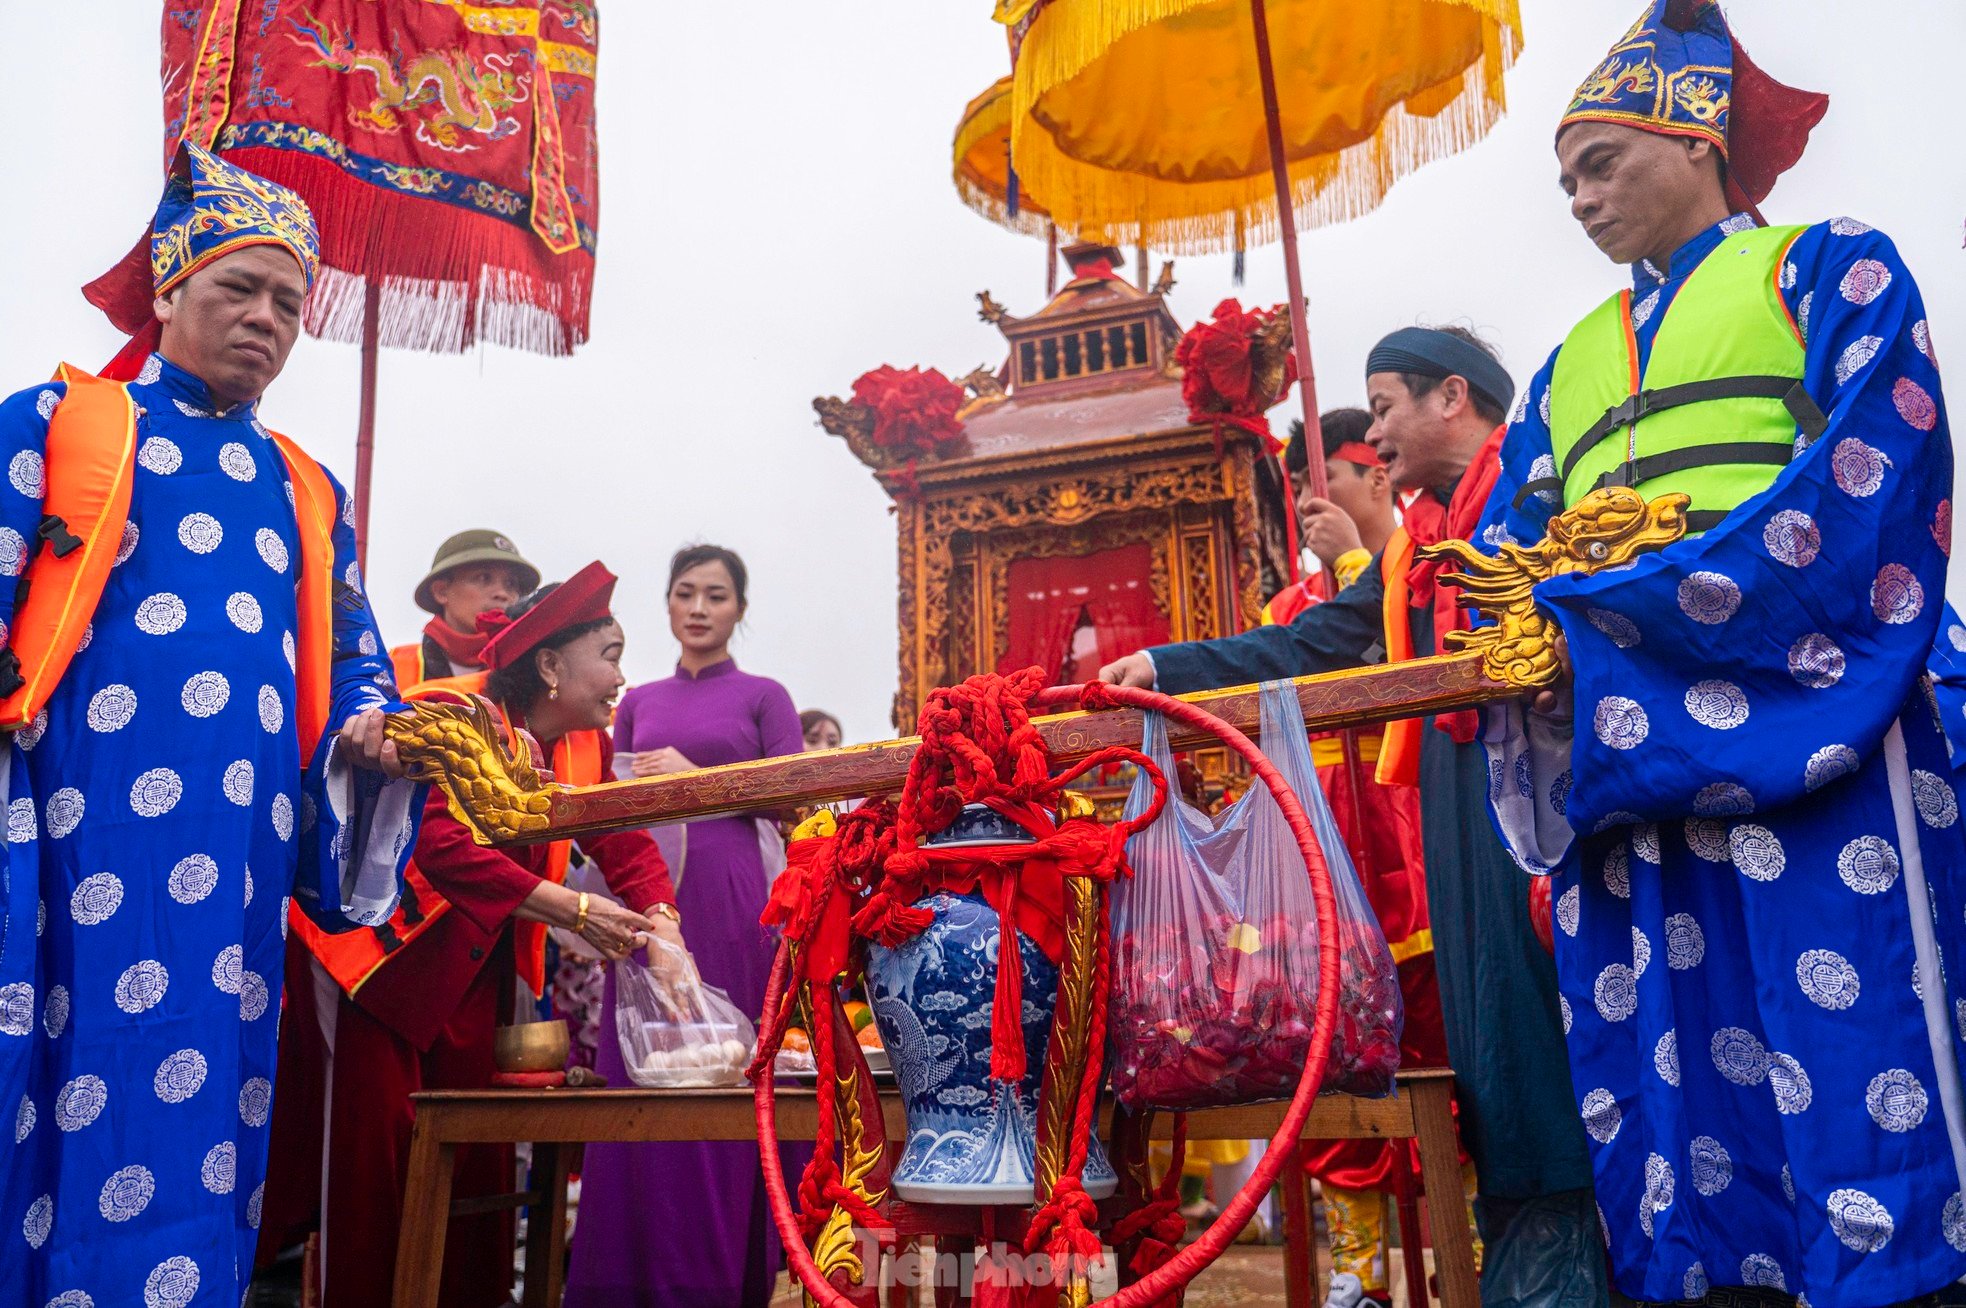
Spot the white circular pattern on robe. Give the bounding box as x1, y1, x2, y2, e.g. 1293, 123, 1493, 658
1601, 844, 1632, 898
1762, 511, 1821, 568
1728, 824, 1785, 881
1840, 258, 1894, 306
222, 760, 254, 806
346, 560, 362, 588
244, 864, 254, 908
154, 1049, 207, 1103
1872, 564, 1924, 625
1830, 215, 1875, 236
1690, 1136, 1732, 1196
257, 685, 283, 734
1913, 770, 1959, 828
1557, 885, 1580, 937
1630, 823, 1660, 864
15, 1095, 34, 1142
1684, 819, 1728, 862
1594, 964, 1638, 1022
218, 442, 256, 481
358, 629, 379, 656
226, 592, 263, 633
1838, 835, 1901, 895
1867, 1068, 1928, 1132
1946, 1193, 1966, 1252
1741, 1254, 1786, 1290
135, 592, 187, 636
240, 970, 269, 1021
42, 985, 67, 1039
1769, 1052, 1813, 1113
1639, 1153, 1675, 1238
45, 1293, 92, 1308
256, 527, 289, 573
131, 767, 183, 818
1695, 783, 1754, 817
1666, 914, 1705, 970
1796, 950, 1860, 1011
168, 854, 219, 905
86, 683, 139, 734
201, 1141, 237, 1194
55, 1075, 107, 1130
71, 873, 127, 930
115, 520, 140, 567
249, 1182, 264, 1230
35, 385, 62, 418
1805, 744, 1861, 792
7, 797, 34, 845
1683, 1264, 1709, 1300
1594, 696, 1649, 750
145, 1255, 200, 1308
137, 437, 182, 475
9, 449, 45, 498
115, 960, 169, 1013
1685, 680, 1749, 729
40, 790, 85, 843
1832, 441, 1893, 504
1632, 927, 1653, 977
24, 1193, 52, 1248
240, 1077, 273, 1127
181, 671, 230, 717
1560, 994, 1572, 1034
100, 1165, 155, 1222
1835, 336, 1884, 387
1581, 1088, 1622, 1143
272, 793, 294, 842
0, 527, 22, 578
212, 944, 243, 995
1786, 633, 1846, 690
178, 512, 223, 554
282, 630, 296, 670
1677, 572, 1741, 625
1630, 289, 1661, 330
0, 982, 32, 1035
1585, 608, 1641, 648
1711, 1027, 1769, 1086
1827, 1188, 1894, 1253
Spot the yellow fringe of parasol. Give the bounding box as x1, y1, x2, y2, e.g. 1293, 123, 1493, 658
1006, 0, 1522, 255
953, 77, 1055, 237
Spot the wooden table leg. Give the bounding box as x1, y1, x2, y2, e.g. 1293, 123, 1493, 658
1281, 1143, 1321, 1308
391, 1118, 456, 1308
520, 1141, 573, 1308
1409, 1078, 1477, 1308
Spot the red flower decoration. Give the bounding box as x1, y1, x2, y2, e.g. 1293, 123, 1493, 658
1175, 298, 1298, 450
850, 365, 968, 460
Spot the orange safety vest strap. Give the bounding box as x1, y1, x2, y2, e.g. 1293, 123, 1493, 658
0, 367, 140, 729
515, 727, 603, 996
268, 431, 337, 760
1375, 528, 1424, 787
389, 642, 425, 690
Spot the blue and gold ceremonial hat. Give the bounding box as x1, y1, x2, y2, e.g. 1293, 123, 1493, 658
149, 141, 320, 297
1561, 0, 1732, 152
1560, 0, 1828, 210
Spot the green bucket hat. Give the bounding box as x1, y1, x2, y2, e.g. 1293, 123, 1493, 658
413, 529, 541, 615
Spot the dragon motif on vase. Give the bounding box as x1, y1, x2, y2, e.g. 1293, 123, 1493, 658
288, 11, 530, 151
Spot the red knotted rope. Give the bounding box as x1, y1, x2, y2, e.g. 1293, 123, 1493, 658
1108, 1114, 1189, 1303
756, 675, 1343, 1308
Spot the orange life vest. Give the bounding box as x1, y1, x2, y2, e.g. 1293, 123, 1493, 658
291, 670, 604, 1000
3, 365, 336, 758
388, 641, 425, 690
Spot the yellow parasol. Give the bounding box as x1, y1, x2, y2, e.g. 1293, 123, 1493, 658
954, 77, 1054, 238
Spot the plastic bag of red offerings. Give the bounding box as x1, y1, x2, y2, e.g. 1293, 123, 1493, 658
1108, 681, 1403, 1110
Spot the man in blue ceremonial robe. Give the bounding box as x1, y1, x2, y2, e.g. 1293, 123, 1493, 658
1478, 2, 1964, 1302
0, 143, 418, 1307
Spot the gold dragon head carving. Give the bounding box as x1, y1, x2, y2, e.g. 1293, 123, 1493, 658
381, 697, 556, 845
1417, 488, 1689, 687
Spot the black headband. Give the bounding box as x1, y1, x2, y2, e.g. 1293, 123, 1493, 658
1365, 327, 1516, 417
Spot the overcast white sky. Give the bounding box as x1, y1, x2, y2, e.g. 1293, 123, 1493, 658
2, 2, 1961, 742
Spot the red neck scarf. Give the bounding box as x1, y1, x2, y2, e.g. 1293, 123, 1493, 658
422, 616, 490, 669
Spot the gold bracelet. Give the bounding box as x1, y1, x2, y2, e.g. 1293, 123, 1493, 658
574, 891, 591, 934
651, 902, 681, 925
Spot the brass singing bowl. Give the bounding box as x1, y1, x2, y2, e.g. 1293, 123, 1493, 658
493, 1020, 571, 1074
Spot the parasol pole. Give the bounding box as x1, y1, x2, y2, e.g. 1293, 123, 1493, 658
1137, 243, 1150, 292
353, 281, 380, 572
1047, 222, 1059, 298
1251, 0, 1371, 867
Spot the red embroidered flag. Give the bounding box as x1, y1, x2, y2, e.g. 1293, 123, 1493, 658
157, 1, 599, 354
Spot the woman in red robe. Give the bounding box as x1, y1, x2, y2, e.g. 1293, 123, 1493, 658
264, 562, 679, 1307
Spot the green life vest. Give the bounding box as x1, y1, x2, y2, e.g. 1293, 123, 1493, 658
1516, 224, 1827, 534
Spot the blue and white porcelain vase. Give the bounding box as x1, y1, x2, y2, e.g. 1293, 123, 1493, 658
866, 887, 1117, 1205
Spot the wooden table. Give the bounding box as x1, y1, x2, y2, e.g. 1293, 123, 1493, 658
392, 1067, 1472, 1308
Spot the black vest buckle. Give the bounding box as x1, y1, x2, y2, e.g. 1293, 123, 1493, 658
37, 515, 83, 559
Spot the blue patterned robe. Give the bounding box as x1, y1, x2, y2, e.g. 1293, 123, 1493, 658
0, 354, 415, 1308
1476, 214, 1966, 1305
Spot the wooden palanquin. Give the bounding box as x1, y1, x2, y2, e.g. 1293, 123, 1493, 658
820, 243, 1294, 734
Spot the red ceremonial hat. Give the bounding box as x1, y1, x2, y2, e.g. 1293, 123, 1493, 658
478, 561, 618, 673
